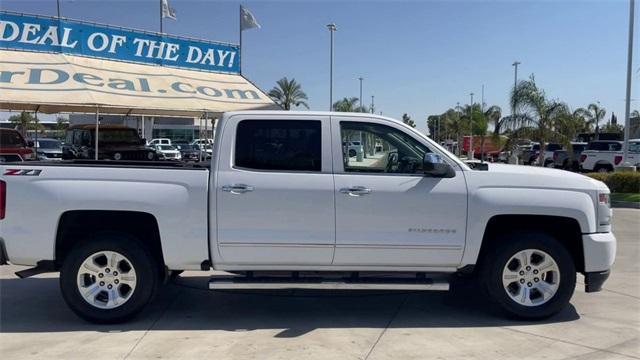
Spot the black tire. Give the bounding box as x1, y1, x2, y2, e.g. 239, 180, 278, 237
349, 149, 357, 157
594, 164, 613, 173
481, 232, 576, 320
60, 232, 159, 324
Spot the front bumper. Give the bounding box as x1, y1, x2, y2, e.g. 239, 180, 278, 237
582, 232, 616, 273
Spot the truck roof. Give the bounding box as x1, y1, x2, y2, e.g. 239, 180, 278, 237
223, 110, 402, 123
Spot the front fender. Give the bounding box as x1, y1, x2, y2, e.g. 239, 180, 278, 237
460, 187, 596, 267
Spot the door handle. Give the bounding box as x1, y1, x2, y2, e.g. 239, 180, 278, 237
340, 186, 371, 196
222, 184, 254, 194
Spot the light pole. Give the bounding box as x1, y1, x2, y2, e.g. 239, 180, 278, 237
469, 92, 474, 159
358, 77, 364, 111
327, 23, 337, 111
622, 0, 635, 169
512, 61, 520, 122
370, 95, 375, 113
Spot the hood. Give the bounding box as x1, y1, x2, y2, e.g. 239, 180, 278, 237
472, 163, 608, 192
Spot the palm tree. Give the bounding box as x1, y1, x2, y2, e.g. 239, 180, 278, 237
333, 97, 359, 112
583, 102, 606, 134
506, 76, 568, 166
484, 105, 502, 136
631, 110, 639, 118
402, 113, 416, 128
268, 77, 309, 110
444, 108, 468, 156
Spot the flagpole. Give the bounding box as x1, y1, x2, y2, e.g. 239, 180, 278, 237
160, 0, 163, 33
239, 5, 243, 74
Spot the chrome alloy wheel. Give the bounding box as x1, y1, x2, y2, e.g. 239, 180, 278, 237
76, 251, 137, 309
502, 249, 560, 307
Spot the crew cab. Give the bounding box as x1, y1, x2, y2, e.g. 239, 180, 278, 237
0, 111, 616, 324
580, 139, 640, 172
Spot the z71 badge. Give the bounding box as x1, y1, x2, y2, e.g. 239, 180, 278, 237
3, 169, 42, 176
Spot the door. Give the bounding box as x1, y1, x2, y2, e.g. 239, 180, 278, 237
215, 115, 335, 265
331, 117, 468, 268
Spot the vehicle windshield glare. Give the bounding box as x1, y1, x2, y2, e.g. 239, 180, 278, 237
157, 145, 176, 150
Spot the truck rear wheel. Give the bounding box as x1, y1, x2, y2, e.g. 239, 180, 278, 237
481, 232, 576, 319
60, 233, 159, 323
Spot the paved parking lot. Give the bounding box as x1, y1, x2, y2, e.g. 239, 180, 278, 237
1, 208, 639, 360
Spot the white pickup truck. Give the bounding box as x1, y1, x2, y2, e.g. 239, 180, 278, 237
0, 111, 616, 323
580, 139, 640, 172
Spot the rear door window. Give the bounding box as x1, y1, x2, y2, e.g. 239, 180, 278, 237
0, 130, 26, 147
235, 120, 322, 172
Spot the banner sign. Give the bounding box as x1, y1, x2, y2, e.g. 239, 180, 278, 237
0, 12, 240, 74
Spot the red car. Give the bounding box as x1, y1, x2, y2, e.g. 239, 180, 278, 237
0, 129, 35, 162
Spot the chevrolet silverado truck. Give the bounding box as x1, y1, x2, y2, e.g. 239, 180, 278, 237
0, 111, 616, 323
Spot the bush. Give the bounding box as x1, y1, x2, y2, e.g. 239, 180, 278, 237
586, 172, 640, 193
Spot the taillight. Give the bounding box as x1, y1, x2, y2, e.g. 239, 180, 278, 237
614, 155, 623, 165
0, 180, 5, 220
580, 154, 587, 163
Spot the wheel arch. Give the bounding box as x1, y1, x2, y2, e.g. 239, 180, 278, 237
55, 210, 165, 273
476, 214, 585, 273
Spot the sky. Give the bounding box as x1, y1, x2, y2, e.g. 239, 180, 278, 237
1, 0, 638, 133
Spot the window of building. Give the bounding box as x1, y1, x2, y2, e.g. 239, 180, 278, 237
235, 120, 321, 172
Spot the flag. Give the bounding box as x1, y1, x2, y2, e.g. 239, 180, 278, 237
162, 0, 177, 20
240, 5, 261, 31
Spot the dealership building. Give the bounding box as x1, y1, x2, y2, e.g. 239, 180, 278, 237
0, 11, 277, 141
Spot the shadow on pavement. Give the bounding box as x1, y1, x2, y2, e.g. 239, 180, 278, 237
0, 275, 580, 336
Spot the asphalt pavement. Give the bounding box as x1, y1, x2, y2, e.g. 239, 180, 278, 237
1, 209, 639, 360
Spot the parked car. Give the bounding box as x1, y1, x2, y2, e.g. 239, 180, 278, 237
0, 128, 35, 162
344, 141, 364, 157
579, 140, 624, 172
34, 138, 63, 161
174, 144, 202, 162
522, 143, 563, 166
148, 138, 171, 146
1, 111, 615, 324
62, 125, 156, 161
191, 138, 214, 146
154, 144, 181, 161
552, 142, 588, 171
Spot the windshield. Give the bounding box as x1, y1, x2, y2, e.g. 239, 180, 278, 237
0, 130, 26, 146
177, 145, 197, 150
546, 144, 562, 151
98, 129, 140, 143
629, 141, 640, 153
157, 145, 176, 150
37, 139, 61, 149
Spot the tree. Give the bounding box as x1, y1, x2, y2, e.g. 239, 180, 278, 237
632, 110, 639, 118
8, 111, 42, 136
268, 77, 309, 110
56, 116, 69, 138
333, 97, 359, 112
582, 102, 606, 133
402, 113, 416, 128
506, 75, 568, 166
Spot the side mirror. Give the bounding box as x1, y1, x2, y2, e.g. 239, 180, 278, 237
27, 140, 35, 147
423, 153, 455, 178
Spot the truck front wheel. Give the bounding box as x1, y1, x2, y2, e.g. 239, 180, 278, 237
60, 233, 159, 323
482, 232, 576, 319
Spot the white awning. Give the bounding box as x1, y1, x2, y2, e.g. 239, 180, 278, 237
0, 49, 277, 117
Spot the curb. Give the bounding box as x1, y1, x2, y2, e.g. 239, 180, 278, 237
612, 201, 640, 209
